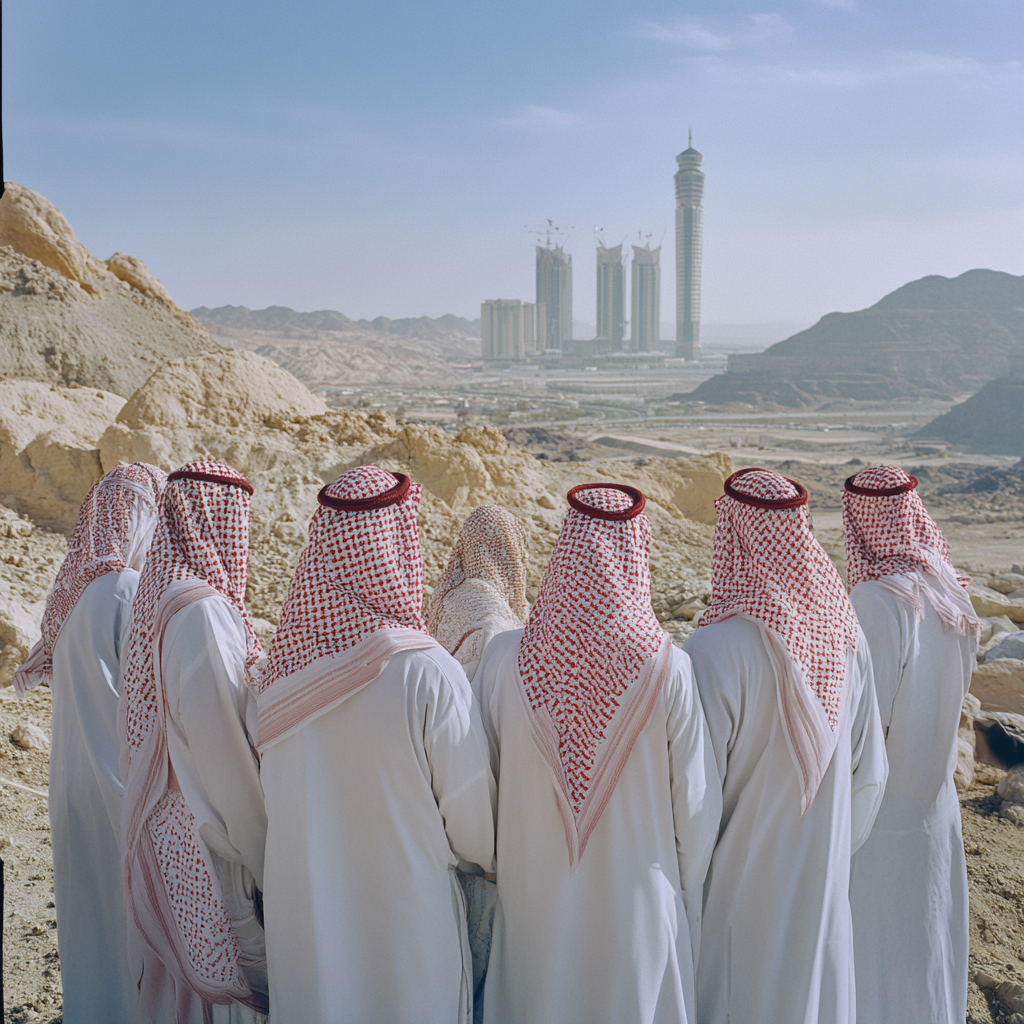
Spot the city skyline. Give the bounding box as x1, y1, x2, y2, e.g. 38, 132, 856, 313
6, 3, 1020, 323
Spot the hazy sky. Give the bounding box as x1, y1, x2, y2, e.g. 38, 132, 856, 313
4, 1, 1022, 325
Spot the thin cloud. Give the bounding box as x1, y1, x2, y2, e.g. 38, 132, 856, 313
500, 105, 585, 131
637, 13, 790, 51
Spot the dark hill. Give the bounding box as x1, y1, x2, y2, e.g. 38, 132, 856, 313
690, 269, 1024, 408
870, 269, 1024, 312
915, 373, 1024, 456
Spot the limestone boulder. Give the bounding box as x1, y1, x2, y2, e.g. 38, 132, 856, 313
989, 573, 1024, 595
971, 659, 1024, 715
969, 582, 1024, 623
0, 580, 44, 689
0, 182, 104, 285
105, 253, 171, 303
0, 380, 125, 529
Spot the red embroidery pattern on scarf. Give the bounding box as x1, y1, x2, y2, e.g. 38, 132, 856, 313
121, 461, 261, 1003
517, 486, 664, 818
12, 463, 166, 693
259, 465, 428, 693
700, 468, 858, 729
843, 463, 978, 639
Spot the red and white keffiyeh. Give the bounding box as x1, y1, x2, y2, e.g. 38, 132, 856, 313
256, 465, 438, 753
517, 484, 669, 869
426, 506, 529, 670
700, 468, 860, 812
120, 461, 262, 1018
843, 464, 979, 640
12, 462, 166, 694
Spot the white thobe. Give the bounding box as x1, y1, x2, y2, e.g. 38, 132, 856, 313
849, 582, 974, 1024
260, 646, 496, 1024
159, 596, 268, 1023
49, 571, 139, 1024
474, 630, 722, 1024
684, 615, 887, 1024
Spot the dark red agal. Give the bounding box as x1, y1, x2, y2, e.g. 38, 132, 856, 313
843, 474, 918, 497
724, 467, 808, 509
166, 469, 255, 495
566, 483, 646, 521
318, 472, 411, 511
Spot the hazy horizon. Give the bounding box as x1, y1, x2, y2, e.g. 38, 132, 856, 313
4, 1, 1022, 326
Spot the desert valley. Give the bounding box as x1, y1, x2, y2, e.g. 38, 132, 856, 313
2, 183, 1024, 1023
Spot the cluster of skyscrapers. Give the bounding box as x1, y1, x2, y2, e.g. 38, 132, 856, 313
481, 137, 705, 362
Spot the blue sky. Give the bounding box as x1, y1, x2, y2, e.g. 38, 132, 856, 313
4, 1, 1022, 325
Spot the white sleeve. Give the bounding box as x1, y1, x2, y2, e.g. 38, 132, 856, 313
422, 658, 497, 875
847, 634, 888, 854
850, 583, 909, 733
665, 649, 723, 967
471, 629, 523, 790
162, 599, 268, 889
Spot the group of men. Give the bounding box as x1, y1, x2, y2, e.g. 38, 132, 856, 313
12, 455, 979, 1024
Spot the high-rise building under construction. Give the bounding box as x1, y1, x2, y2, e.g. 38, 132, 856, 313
631, 244, 661, 353
675, 134, 704, 361
536, 245, 572, 354
595, 243, 625, 351
480, 299, 527, 360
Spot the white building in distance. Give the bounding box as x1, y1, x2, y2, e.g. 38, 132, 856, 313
481, 299, 536, 360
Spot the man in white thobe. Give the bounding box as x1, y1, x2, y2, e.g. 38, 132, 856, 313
120, 461, 268, 1024
474, 483, 722, 1024
13, 463, 166, 1024
427, 505, 529, 680
684, 467, 888, 1024
256, 465, 496, 1024
844, 465, 979, 1024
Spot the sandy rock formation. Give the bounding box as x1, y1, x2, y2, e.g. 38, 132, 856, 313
0, 182, 104, 287
971, 659, 1024, 716
0, 380, 125, 529
105, 252, 171, 302
970, 582, 1024, 623
99, 348, 329, 471
0, 506, 66, 687
0, 184, 216, 397
91, 349, 724, 630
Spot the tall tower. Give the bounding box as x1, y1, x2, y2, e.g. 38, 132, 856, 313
595, 243, 625, 352
675, 131, 704, 361
536, 245, 573, 354
631, 244, 661, 354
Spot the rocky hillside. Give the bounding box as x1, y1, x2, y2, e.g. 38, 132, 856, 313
0, 348, 728, 685
191, 304, 480, 386
917, 369, 1024, 456
691, 269, 1024, 409
0, 183, 217, 396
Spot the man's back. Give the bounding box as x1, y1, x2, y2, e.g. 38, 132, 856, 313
476, 630, 720, 1024
685, 615, 886, 1024
261, 646, 494, 1024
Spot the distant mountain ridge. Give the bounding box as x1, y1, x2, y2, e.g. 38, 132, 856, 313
190, 304, 481, 387
192, 304, 480, 341
690, 269, 1024, 408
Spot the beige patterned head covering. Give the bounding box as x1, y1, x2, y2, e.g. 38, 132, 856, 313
427, 506, 529, 672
